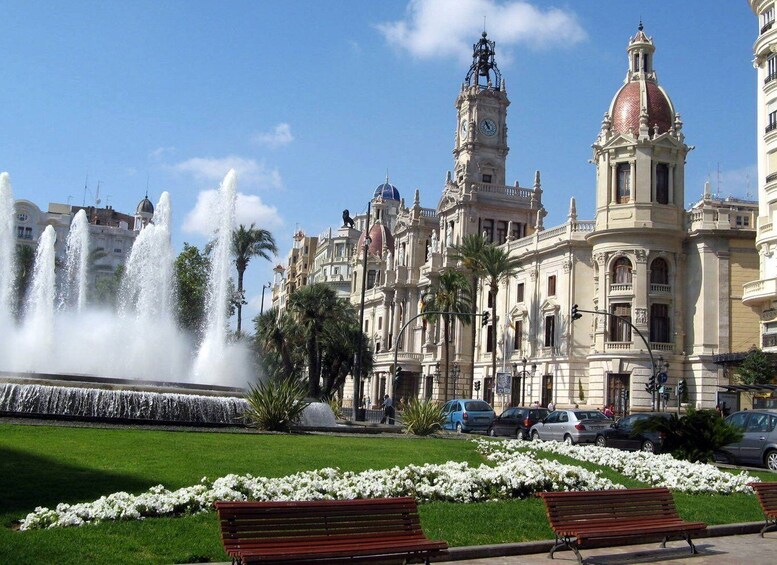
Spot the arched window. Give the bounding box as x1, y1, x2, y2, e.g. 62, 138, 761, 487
650, 258, 669, 285
613, 257, 632, 284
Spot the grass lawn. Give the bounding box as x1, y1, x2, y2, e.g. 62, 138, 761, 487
0, 423, 773, 564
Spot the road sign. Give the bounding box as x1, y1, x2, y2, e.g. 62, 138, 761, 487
664, 386, 674, 395
657, 372, 668, 385
496, 372, 511, 394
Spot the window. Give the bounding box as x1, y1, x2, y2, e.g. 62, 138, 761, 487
514, 320, 523, 351
650, 303, 670, 343
547, 275, 556, 296
16, 212, 28, 222
335, 243, 345, 257
378, 317, 382, 330
482, 174, 492, 183
511, 222, 521, 240
544, 315, 555, 347
655, 163, 669, 204
482, 219, 494, 243
616, 163, 631, 203
496, 221, 507, 244
486, 324, 493, 352
366, 270, 376, 289
613, 257, 632, 284
736, 215, 751, 227
610, 303, 632, 342
114, 248, 122, 254
768, 110, 777, 133
763, 6, 775, 33
516, 282, 525, 303
768, 54, 777, 83
17, 226, 32, 240
650, 258, 669, 285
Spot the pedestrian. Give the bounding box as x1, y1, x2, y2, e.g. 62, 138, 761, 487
532, 400, 540, 408
380, 394, 395, 425
574, 403, 579, 409
547, 400, 555, 412
715, 403, 722, 417
604, 404, 614, 418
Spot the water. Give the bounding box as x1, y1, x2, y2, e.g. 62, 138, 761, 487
0, 169, 254, 390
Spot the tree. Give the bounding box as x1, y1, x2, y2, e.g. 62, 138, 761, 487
736, 348, 775, 386
287, 284, 343, 398
13, 244, 35, 318
451, 234, 488, 384
231, 224, 277, 335
252, 306, 304, 381
174, 243, 210, 339
424, 269, 472, 400
93, 265, 124, 308
319, 303, 374, 401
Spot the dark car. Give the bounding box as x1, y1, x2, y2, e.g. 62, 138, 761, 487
594, 412, 671, 453
719, 409, 777, 470
488, 406, 549, 439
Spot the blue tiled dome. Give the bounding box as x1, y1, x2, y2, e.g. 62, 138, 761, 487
373, 181, 400, 201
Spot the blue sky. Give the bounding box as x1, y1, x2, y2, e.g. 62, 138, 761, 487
0, 1, 759, 324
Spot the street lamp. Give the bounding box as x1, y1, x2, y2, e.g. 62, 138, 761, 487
353, 202, 372, 422
259, 282, 272, 315
512, 357, 536, 406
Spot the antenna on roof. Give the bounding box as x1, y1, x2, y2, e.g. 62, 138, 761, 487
82, 174, 88, 207
95, 181, 102, 206
716, 162, 722, 199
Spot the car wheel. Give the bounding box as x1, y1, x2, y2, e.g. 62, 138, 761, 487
517, 429, 525, 440
564, 434, 574, 446
595, 435, 607, 448
641, 440, 655, 454
488, 427, 496, 437
766, 450, 777, 471
531, 430, 540, 441
456, 422, 463, 434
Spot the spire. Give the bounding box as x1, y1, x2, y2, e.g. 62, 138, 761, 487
464, 31, 502, 89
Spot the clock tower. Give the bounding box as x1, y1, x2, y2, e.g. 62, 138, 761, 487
453, 32, 510, 188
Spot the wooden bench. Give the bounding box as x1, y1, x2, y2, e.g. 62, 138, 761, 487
538, 487, 707, 564
215, 497, 448, 564
749, 481, 777, 537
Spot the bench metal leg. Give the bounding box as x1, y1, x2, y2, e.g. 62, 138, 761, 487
660, 534, 697, 554
760, 518, 777, 537
548, 535, 583, 564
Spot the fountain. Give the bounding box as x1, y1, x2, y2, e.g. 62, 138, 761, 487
0, 170, 255, 425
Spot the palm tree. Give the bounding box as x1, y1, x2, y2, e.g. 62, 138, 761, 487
252, 306, 303, 381
287, 283, 343, 398
232, 224, 277, 335
478, 244, 521, 395
319, 304, 374, 401
424, 269, 472, 400
451, 234, 488, 384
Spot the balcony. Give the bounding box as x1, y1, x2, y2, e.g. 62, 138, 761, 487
650, 342, 673, 352
605, 341, 633, 351
743, 278, 777, 306
609, 283, 633, 294
649, 284, 671, 294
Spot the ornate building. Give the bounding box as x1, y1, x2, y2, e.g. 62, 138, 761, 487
274, 27, 759, 414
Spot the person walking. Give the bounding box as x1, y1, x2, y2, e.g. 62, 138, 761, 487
380, 394, 395, 425
547, 400, 555, 412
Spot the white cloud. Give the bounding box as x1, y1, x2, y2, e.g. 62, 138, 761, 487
697, 164, 758, 201
253, 123, 294, 148
149, 146, 176, 160
377, 0, 586, 62
182, 189, 284, 237
171, 156, 282, 190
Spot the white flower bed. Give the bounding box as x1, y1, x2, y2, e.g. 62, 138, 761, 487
20, 450, 619, 530
476, 438, 758, 494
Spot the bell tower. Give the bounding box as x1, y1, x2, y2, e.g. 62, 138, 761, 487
453, 32, 510, 188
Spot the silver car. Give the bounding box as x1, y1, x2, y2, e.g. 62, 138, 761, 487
720, 409, 777, 470
529, 409, 611, 445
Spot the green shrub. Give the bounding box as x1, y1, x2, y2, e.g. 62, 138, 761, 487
243, 379, 311, 431
634, 408, 743, 463
325, 395, 344, 420
401, 399, 445, 436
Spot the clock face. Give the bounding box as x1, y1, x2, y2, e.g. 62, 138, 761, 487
460, 119, 468, 137
480, 118, 497, 137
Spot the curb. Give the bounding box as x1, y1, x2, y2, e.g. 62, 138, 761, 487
435, 521, 764, 562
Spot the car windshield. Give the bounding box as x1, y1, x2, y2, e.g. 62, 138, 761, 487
464, 401, 492, 412
575, 411, 607, 420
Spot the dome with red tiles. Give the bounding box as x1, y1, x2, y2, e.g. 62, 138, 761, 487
357, 221, 394, 257
610, 80, 673, 137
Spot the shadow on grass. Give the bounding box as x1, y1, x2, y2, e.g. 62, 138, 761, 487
0, 446, 153, 525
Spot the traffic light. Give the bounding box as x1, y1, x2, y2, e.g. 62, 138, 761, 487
481, 311, 490, 327
474, 381, 481, 392
571, 304, 582, 321
678, 379, 686, 396
647, 373, 657, 392
394, 365, 402, 383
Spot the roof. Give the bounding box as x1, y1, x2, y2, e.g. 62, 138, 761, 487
611, 80, 673, 136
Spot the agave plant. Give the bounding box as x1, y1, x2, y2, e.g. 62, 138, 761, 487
243, 378, 310, 432
401, 399, 446, 436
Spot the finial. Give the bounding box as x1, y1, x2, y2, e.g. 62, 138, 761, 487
638, 19, 643, 32
568, 197, 577, 221
534, 170, 541, 189
414, 188, 420, 205
386, 169, 389, 184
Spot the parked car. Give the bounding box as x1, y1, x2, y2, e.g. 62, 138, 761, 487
488, 406, 549, 439
594, 412, 671, 453
441, 399, 495, 433
719, 409, 777, 470
529, 409, 611, 444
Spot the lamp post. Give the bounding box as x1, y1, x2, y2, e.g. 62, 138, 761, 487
452, 363, 460, 398
512, 357, 536, 406
259, 282, 272, 315
353, 202, 372, 422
